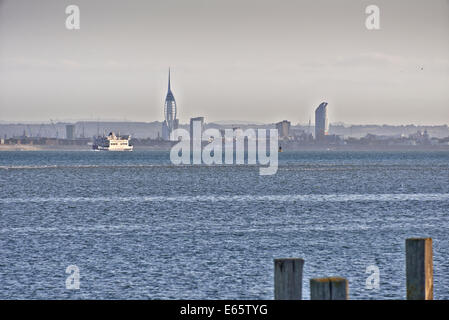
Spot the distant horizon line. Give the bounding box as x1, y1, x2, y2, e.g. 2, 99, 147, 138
0, 120, 448, 127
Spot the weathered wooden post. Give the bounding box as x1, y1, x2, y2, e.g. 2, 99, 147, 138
406, 238, 433, 300
274, 258, 304, 300
310, 277, 349, 300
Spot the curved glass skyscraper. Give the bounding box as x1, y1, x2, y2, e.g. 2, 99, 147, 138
315, 102, 329, 141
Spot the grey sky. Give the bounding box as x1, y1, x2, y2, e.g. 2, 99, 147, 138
0, 0, 448, 125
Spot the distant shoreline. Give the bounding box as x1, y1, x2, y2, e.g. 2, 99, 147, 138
1, 144, 449, 152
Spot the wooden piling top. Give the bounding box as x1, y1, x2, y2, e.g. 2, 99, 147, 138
406, 237, 433, 300
310, 277, 346, 283
274, 258, 305, 262
310, 277, 349, 300
274, 258, 304, 300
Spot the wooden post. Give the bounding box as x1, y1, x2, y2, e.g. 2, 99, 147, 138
310, 277, 349, 300
274, 258, 304, 300
406, 238, 433, 300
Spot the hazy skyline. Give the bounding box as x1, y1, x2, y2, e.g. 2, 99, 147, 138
0, 0, 448, 125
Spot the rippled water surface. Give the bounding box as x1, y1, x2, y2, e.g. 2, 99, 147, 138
0, 151, 448, 299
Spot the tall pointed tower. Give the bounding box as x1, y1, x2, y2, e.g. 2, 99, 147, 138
162, 68, 178, 140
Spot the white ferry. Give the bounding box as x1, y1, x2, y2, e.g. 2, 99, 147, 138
93, 132, 133, 151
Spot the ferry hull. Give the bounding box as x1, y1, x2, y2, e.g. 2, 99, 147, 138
93, 146, 133, 151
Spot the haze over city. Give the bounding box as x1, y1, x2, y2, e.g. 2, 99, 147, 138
0, 0, 448, 125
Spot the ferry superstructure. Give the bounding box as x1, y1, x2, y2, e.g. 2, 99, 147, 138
93, 132, 133, 151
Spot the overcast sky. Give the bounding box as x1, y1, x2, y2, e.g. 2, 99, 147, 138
0, 0, 448, 125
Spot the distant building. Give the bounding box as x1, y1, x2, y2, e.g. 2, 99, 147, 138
276, 120, 291, 139
66, 124, 75, 140
162, 68, 178, 140
190, 117, 204, 141
161, 121, 169, 140
315, 102, 329, 141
